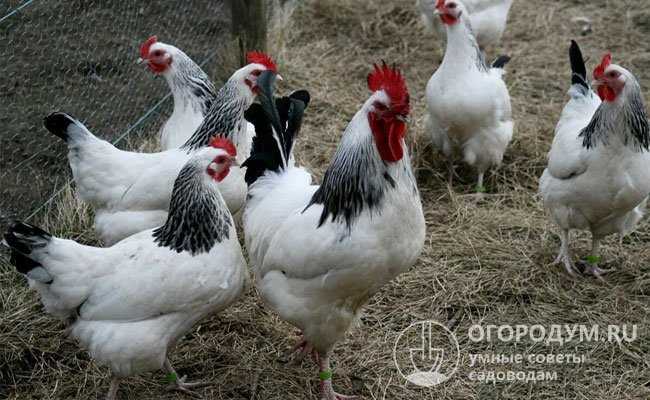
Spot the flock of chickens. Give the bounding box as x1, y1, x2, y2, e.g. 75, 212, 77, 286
3, 0, 650, 399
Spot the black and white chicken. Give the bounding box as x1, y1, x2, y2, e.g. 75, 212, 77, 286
4, 139, 248, 399
242, 64, 425, 399
539, 41, 650, 278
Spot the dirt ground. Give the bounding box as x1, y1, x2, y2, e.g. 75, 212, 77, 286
1, 0, 650, 399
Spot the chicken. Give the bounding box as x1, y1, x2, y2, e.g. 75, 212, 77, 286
138, 35, 257, 152
539, 41, 650, 279
45, 52, 279, 245
242, 64, 425, 399
137, 35, 217, 150
417, 0, 513, 50
3, 139, 248, 400
425, 0, 513, 193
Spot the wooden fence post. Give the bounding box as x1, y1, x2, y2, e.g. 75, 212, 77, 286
230, 0, 268, 67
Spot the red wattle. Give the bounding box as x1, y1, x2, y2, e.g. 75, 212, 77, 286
439, 14, 458, 25
597, 85, 616, 102
147, 61, 168, 74
369, 113, 406, 163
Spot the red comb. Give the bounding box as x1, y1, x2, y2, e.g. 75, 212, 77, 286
367, 62, 410, 115
246, 51, 278, 73
209, 137, 237, 157
140, 35, 158, 59
593, 53, 612, 80
435, 0, 445, 9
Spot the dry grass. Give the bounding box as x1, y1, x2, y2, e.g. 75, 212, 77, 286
2, 0, 650, 399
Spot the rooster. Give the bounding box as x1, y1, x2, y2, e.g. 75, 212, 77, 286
3, 139, 248, 399
417, 0, 513, 50
425, 0, 513, 194
539, 41, 650, 279
138, 35, 258, 152
45, 52, 278, 245
243, 64, 425, 399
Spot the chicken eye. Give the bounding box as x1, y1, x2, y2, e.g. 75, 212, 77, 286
152, 50, 163, 57
447, 2, 457, 8
607, 71, 619, 78
215, 156, 228, 164
251, 70, 262, 77
373, 102, 388, 112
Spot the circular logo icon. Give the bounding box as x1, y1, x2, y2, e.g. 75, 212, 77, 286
393, 320, 460, 387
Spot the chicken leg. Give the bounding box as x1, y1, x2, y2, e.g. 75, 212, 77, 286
580, 238, 614, 280
318, 355, 357, 400
292, 333, 320, 364
552, 229, 579, 276
164, 358, 208, 396
106, 376, 121, 400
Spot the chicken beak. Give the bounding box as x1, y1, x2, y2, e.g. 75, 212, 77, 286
230, 156, 240, 167
136, 57, 148, 65
276, 74, 284, 82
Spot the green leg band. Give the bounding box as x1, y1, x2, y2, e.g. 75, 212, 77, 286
476, 185, 487, 193
166, 372, 177, 383
585, 255, 601, 264
319, 370, 333, 381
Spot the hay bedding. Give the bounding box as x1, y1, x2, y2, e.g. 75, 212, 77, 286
1, 0, 649, 399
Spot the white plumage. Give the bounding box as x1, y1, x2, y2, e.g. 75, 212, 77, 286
138, 37, 216, 151
425, 0, 513, 192
242, 67, 425, 399
141, 38, 258, 153
45, 60, 274, 245
539, 42, 650, 278
417, 0, 513, 49
5, 145, 248, 399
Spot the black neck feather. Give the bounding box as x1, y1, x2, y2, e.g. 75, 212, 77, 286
152, 163, 232, 255
580, 86, 650, 151
181, 80, 249, 152
305, 128, 405, 229
170, 55, 217, 115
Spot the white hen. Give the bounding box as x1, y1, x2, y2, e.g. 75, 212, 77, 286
539, 41, 650, 278
4, 142, 248, 399
417, 0, 513, 49
425, 0, 513, 193
45, 52, 279, 245
243, 66, 425, 399
138, 35, 257, 152
137, 35, 217, 150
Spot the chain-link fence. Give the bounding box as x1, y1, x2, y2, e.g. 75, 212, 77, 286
0, 0, 243, 232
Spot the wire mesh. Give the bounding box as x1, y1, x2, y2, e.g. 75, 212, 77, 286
0, 0, 236, 231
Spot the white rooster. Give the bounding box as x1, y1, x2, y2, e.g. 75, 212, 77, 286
137, 35, 217, 150
425, 0, 513, 193
3, 139, 248, 399
539, 41, 650, 279
138, 35, 258, 152
45, 52, 278, 245
243, 65, 425, 399
417, 0, 513, 50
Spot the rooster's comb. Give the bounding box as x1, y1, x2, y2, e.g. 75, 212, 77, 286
593, 53, 612, 80
367, 61, 410, 115
140, 35, 158, 59
209, 136, 237, 157
435, 0, 446, 9
246, 51, 278, 73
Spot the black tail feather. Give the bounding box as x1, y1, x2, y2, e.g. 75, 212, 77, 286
491, 55, 511, 69
4, 221, 53, 282
569, 40, 589, 90
243, 72, 309, 186
10, 249, 45, 277
43, 112, 76, 142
